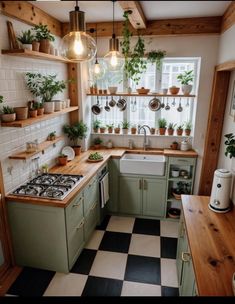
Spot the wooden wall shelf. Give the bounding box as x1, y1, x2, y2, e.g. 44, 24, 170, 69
1, 107, 78, 128
9, 136, 64, 160
1, 49, 72, 63
87, 93, 196, 98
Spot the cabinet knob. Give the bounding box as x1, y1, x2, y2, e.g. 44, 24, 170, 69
181, 251, 191, 262
76, 219, 84, 230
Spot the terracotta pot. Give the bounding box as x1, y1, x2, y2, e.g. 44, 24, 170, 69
14, 107, 28, 120
167, 128, 174, 136
114, 128, 120, 134
131, 128, 137, 135
58, 156, 68, 166
1, 113, 16, 122
37, 108, 44, 116
93, 128, 99, 133
185, 129, 191, 136
170, 143, 178, 150
73, 146, 81, 156
150, 128, 155, 135
169, 87, 180, 95
39, 39, 50, 54
159, 128, 166, 135
32, 41, 40, 52
94, 144, 101, 150
100, 128, 106, 133
29, 109, 37, 118
177, 129, 183, 136
108, 127, 113, 134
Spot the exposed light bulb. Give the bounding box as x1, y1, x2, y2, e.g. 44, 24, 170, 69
74, 32, 84, 56
110, 51, 118, 67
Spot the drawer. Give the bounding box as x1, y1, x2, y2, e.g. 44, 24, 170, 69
67, 218, 85, 269
65, 192, 84, 232
84, 201, 98, 241
84, 176, 98, 215
169, 157, 196, 166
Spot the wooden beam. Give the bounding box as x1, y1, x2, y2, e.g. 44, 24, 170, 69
118, 1, 146, 29
63, 16, 222, 37
68, 63, 79, 125
221, 1, 235, 33
199, 70, 230, 195
0, 1, 62, 37
216, 60, 235, 72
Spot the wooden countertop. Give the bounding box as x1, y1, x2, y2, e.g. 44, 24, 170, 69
181, 195, 235, 296
5, 148, 197, 208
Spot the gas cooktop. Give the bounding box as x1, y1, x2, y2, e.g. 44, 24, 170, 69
11, 173, 83, 200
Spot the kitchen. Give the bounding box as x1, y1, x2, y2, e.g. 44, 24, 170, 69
0, 0, 235, 298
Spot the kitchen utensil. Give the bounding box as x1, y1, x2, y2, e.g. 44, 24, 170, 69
165, 98, 170, 110
171, 169, 180, 177
177, 98, 183, 112
120, 102, 127, 111
61, 146, 75, 161
148, 97, 161, 111
161, 97, 165, 108
169, 86, 180, 95
209, 169, 232, 213
186, 98, 189, 107
104, 96, 110, 112
117, 96, 125, 108
171, 97, 176, 107
109, 96, 116, 107
91, 96, 103, 115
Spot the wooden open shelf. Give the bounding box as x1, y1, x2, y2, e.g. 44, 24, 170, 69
9, 136, 64, 160
87, 93, 196, 98
1, 49, 72, 63
1, 106, 78, 128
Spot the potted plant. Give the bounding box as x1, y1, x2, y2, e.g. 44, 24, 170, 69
147, 50, 166, 70
172, 182, 190, 200
158, 118, 167, 135
32, 24, 55, 54
131, 124, 137, 134
184, 121, 192, 136
0, 96, 16, 122
106, 123, 114, 134
25, 73, 67, 114
224, 133, 235, 158
177, 70, 194, 96
122, 120, 130, 135
169, 86, 180, 95
32, 37, 40, 52
100, 125, 106, 134
93, 119, 101, 133
58, 153, 68, 166
150, 127, 155, 135
167, 122, 176, 136
170, 141, 178, 150
176, 124, 184, 136
34, 101, 44, 115
94, 137, 103, 149
63, 121, 88, 155
47, 131, 56, 141
29, 104, 37, 118
17, 29, 35, 50
114, 124, 121, 134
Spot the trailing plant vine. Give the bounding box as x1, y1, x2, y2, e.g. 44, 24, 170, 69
147, 50, 166, 70
224, 133, 235, 158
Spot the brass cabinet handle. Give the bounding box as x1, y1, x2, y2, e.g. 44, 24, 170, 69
139, 179, 142, 189
181, 252, 191, 262
144, 180, 147, 190
76, 218, 84, 230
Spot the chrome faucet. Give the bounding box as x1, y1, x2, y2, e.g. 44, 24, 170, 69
138, 125, 151, 150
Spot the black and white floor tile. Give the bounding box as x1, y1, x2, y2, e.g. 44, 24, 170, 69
6, 216, 179, 297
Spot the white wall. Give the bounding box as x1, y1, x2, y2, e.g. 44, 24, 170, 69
86, 35, 220, 193
217, 25, 235, 64
0, 14, 70, 193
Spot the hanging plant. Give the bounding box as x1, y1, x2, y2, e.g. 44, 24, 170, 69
147, 50, 166, 70
224, 133, 235, 158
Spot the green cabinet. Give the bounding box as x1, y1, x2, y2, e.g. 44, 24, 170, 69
119, 175, 166, 218
108, 159, 119, 213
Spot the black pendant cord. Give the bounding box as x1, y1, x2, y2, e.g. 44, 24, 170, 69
75, 0, 79, 11
112, 0, 115, 39
95, 23, 98, 64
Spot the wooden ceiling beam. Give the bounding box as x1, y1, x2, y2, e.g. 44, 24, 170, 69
118, 1, 147, 29
0, 1, 62, 37
221, 1, 235, 33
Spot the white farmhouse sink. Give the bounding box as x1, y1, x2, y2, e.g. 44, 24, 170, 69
120, 153, 166, 176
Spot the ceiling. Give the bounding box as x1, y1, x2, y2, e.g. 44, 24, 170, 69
31, 1, 231, 23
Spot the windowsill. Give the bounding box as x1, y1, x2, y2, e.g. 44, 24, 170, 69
90, 132, 193, 138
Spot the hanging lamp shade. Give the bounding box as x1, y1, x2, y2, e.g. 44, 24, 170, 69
60, 2, 97, 62
90, 26, 105, 79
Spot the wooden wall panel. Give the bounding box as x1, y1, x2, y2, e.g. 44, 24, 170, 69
118, 1, 147, 29
199, 70, 231, 195
68, 63, 79, 125
221, 1, 235, 33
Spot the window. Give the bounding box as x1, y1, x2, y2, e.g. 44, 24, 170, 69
89, 57, 199, 133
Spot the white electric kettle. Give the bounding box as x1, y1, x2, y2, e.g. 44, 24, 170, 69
180, 139, 190, 151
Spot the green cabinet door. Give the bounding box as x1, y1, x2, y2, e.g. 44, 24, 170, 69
142, 178, 166, 217
181, 249, 196, 296
119, 176, 142, 215
108, 159, 119, 212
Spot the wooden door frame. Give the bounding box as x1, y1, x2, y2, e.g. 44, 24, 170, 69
198, 61, 235, 195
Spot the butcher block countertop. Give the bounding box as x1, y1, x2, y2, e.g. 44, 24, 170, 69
182, 195, 235, 296
5, 148, 197, 208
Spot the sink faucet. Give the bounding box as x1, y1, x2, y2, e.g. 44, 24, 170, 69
138, 125, 151, 150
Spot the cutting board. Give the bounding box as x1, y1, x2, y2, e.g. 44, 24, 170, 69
6, 21, 20, 50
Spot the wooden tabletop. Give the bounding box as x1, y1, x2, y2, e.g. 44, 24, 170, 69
181, 195, 235, 296
5, 148, 197, 208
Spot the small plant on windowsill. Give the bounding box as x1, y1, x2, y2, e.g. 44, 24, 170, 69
224, 133, 235, 158
167, 122, 176, 136
177, 70, 194, 96
158, 118, 167, 135
93, 119, 101, 133
99, 125, 106, 134
106, 123, 114, 134
176, 124, 184, 136
131, 124, 137, 135
184, 121, 192, 136
114, 124, 121, 134
122, 120, 130, 135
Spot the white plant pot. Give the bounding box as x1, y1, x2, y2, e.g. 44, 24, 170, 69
53, 100, 62, 111
122, 129, 129, 135
23, 44, 32, 50
182, 84, 192, 96
44, 102, 55, 114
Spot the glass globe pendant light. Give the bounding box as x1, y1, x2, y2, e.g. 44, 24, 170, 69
60, 0, 97, 62
104, 0, 124, 71
91, 25, 105, 79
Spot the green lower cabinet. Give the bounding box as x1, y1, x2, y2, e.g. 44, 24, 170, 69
84, 201, 99, 241
180, 252, 196, 296
108, 159, 119, 213
142, 178, 166, 217
119, 176, 142, 215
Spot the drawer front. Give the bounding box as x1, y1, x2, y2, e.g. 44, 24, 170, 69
84, 176, 98, 216
66, 192, 84, 232
84, 201, 98, 241
169, 157, 196, 166
67, 218, 85, 269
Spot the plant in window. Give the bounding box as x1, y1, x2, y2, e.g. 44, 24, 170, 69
106, 123, 114, 133
131, 124, 137, 135
114, 124, 121, 134
93, 119, 101, 133
158, 118, 167, 135
224, 133, 235, 158
184, 121, 192, 136
176, 124, 184, 136
147, 50, 166, 70
167, 122, 176, 136
121, 120, 130, 135
99, 124, 106, 134
177, 70, 194, 96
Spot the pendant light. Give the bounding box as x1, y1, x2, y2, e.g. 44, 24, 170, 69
104, 0, 124, 71
91, 24, 105, 79
60, 1, 97, 62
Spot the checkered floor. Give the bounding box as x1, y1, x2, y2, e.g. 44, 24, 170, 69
6, 216, 179, 297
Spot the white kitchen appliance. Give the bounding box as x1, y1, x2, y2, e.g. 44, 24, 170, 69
209, 169, 232, 213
